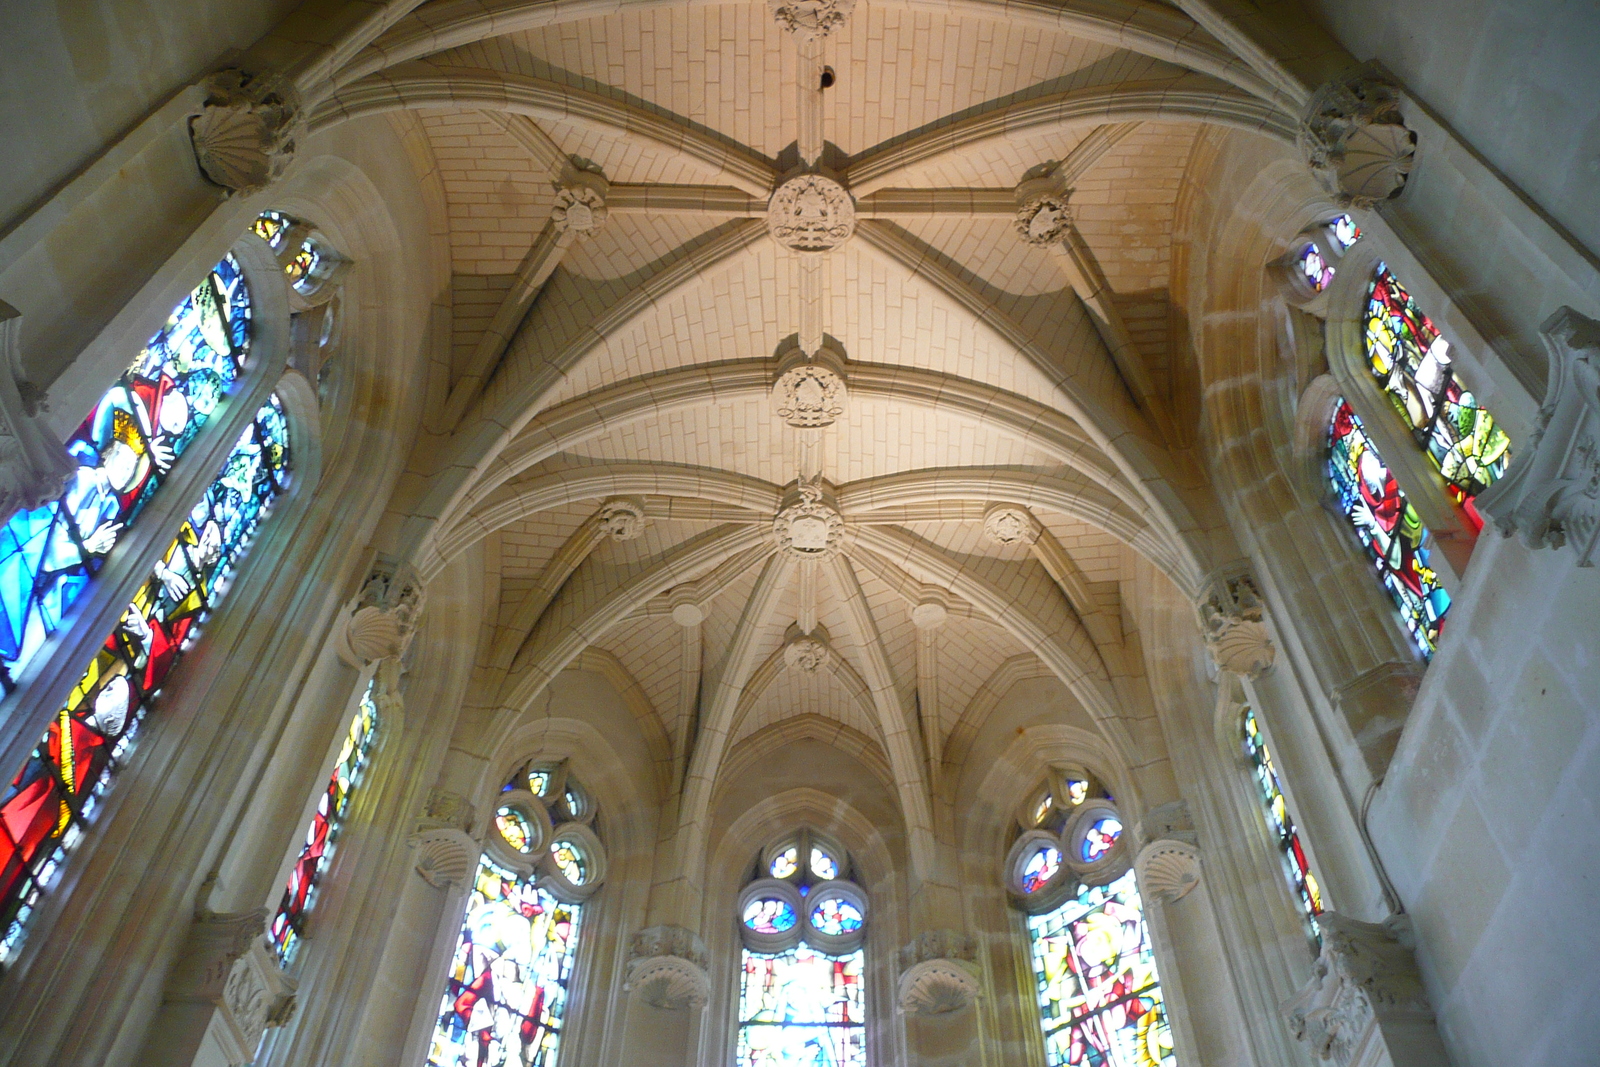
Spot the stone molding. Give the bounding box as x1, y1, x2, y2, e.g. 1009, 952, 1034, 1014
215, 942, 298, 1065
409, 828, 481, 889
551, 169, 610, 237
767, 174, 855, 253
0, 302, 74, 526
625, 925, 711, 1010
897, 958, 981, 1016
1138, 799, 1198, 847
981, 503, 1041, 547
189, 68, 304, 196
337, 559, 425, 666
1476, 306, 1600, 565
1298, 64, 1417, 208
1195, 569, 1275, 676
768, 0, 856, 41
598, 496, 647, 541
773, 480, 844, 559
772, 344, 848, 428
1136, 840, 1202, 903
1283, 913, 1447, 1067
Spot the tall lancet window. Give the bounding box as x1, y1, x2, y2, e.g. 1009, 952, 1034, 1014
1241, 706, 1323, 942
428, 760, 606, 1067
0, 395, 290, 961
1006, 769, 1174, 1067
736, 829, 867, 1066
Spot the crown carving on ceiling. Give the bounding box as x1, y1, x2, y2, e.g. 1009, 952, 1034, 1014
982, 503, 1042, 547
1298, 63, 1417, 209
767, 174, 856, 253
772, 342, 848, 427
189, 68, 304, 196
773, 481, 845, 559
1012, 172, 1074, 247
768, 0, 856, 41
552, 169, 611, 237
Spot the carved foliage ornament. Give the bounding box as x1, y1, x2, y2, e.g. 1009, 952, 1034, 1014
1298, 65, 1417, 209
774, 482, 844, 559
1196, 571, 1275, 676
190, 68, 304, 196
218, 943, 298, 1065
626, 926, 711, 1010
1476, 306, 1600, 565
784, 633, 829, 672
1013, 172, 1073, 247
767, 174, 856, 253
768, 0, 856, 41
898, 957, 982, 1016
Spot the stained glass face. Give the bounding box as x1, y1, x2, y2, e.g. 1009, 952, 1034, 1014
267, 679, 379, 964
1022, 845, 1063, 894
809, 898, 864, 937
1365, 264, 1511, 501
1028, 871, 1173, 1067
738, 945, 865, 1067
428, 859, 580, 1067
744, 897, 799, 934
1330, 214, 1361, 251
1242, 707, 1322, 937
1, 397, 289, 962
770, 846, 799, 879
0, 254, 251, 693
1328, 399, 1451, 657
1297, 244, 1334, 292
495, 807, 536, 854
550, 840, 585, 885
809, 846, 838, 881
1081, 818, 1123, 862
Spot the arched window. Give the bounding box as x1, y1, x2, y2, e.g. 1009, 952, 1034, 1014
267, 677, 380, 964
0, 393, 290, 961
1327, 398, 1451, 657
428, 760, 606, 1067
1241, 706, 1322, 942
1005, 769, 1174, 1067
736, 828, 867, 1066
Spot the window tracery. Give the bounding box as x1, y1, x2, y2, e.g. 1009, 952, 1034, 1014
736, 828, 866, 1066
1241, 706, 1322, 943
1005, 769, 1174, 1067
427, 760, 606, 1067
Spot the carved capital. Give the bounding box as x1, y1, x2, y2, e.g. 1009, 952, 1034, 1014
897, 958, 982, 1016
0, 303, 74, 526
1196, 570, 1275, 676
982, 503, 1041, 547
774, 479, 844, 559
626, 926, 710, 1009
767, 174, 855, 253
337, 559, 425, 666
598, 496, 647, 541
215, 942, 298, 1065
189, 68, 304, 196
1298, 64, 1416, 208
1138, 800, 1198, 848
768, 0, 856, 41
1284, 913, 1446, 1067
1013, 171, 1073, 247
165, 908, 270, 1005
409, 827, 481, 889
1476, 306, 1600, 565
552, 169, 610, 237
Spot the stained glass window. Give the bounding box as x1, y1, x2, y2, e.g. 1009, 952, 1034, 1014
1022, 844, 1063, 894
770, 846, 799, 879
550, 840, 585, 885
737, 944, 865, 1067
1328, 399, 1450, 657
1080, 818, 1123, 863
744, 897, 799, 935
0, 396, 290, 963
809, 898, 864, 937
1241, 707, 1322, 939
1027, 871, 1174, 1067
1364, 264, 1511, 508
0, 254, 252, 693
252, 210, 326, 295
1297, 244, 1334, 292
428, 859, 581, 1067
266, 679, 379, 964
495, 807, 536, 854
809, 846, 838, 881
1330, 214, 1361, 251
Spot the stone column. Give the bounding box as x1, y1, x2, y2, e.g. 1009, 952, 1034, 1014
897, 930, 982, 1066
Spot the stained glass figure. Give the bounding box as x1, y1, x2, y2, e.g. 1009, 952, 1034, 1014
1330, 214, 1361, 251
737, 944, 865, 1067
809, 898, 864, 937
427, 858, 581, 1067
1033, 793, 1055, 825
1, 397, 290, 962
744, 897, 799, 934
550, 840, 585, 885
1242, 707, 1322, 938
1066, 780, 1089, 806
252, 210, 326, 295
1081, 818, 1123, 863
1022, 845, 1063, 894
1297, 244, 1334, 292
0, 255, 251, 693
495, 808, 536, 853
527, 768, 551, 796
1365, 264, 1511, 504
770, 846, 799, 879
1327, 399, 1451, 657
1027, 871, 1173, 1067
809, 847, 838, 881
267, 678, 379, 964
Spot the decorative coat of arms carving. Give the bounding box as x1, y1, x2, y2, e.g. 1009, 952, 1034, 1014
767, 174, 856, 253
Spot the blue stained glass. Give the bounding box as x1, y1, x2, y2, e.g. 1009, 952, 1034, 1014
1081, 818, 1123, 862
0, 254, 251, 693
744, 897, 799, 934
738, 944, 865, 1067
809, 898, 863, 936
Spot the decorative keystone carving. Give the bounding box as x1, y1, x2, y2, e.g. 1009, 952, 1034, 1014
0, 302, 74, 526
1477, 306, 1600, 565
338, 559, 425, 666
551, 170, 610, 237
783, 623, 830, 672
772, 348, 848, 428
409, 828, 480, 889
1196, 571, 1275, 676
1298, 65, 1417, 208
1136, 840, 1202, 904
417, 788, 475, 834
774, 480, 844, 559
1284, 914, 1447, 1067
598, 497, 647, 541
626, 926, 711, 1009
767, 174, 855, 253
768, 0, 856, 41
898, 958, 982, 1016
216, 942, 297, 1065
1013, 171, 1073, 247
982, 504, 1041, 547
189, 68, 304, 196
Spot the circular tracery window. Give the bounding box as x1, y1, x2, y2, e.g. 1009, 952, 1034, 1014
744, 896, 799, 934
494, 806, 537, 853
1080, 817, 1123, 862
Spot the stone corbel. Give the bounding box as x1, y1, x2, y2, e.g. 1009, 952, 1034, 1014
1195, 568, 1276, 676
897, 930, 981, 1016
1476, 306, 1600, 565
1283, 913, 1448, 1067
625, 925, 711, 1010
0, 302, 74, 527
1135, 801, 1202, 903
215, 942, 298, 1066
1298, 63, 1417, 209
409, 827, 480, 889
335, 558, 426, 667
189, 68, 304, 196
